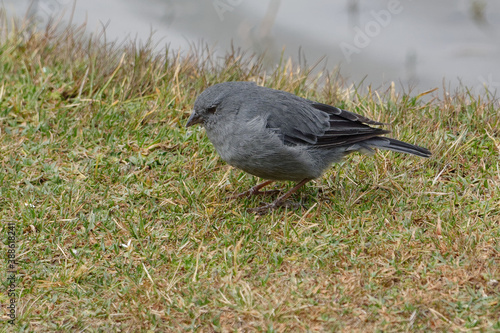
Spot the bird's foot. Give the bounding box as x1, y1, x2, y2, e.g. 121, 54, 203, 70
230, 189, 281, 199
247, 202, 280, 214
248, 200, 303, 215
228, 180, 277, 199
247, 178, 311, 214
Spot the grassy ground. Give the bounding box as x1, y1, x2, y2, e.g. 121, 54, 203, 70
1, 14, 499, 332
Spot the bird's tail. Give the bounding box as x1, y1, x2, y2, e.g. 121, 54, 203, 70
361, 137, 431, 157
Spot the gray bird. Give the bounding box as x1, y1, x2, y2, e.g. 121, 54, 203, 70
186, 81, 431, 212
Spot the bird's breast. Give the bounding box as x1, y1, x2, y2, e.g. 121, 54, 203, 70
204, 119, 324, 181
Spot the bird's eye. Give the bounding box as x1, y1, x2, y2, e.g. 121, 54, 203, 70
207, 106, 217, 114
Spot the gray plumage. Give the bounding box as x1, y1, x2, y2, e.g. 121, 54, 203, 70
186, 81, 431, 211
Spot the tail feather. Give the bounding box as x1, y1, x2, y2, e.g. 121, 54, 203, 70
363, 137, 431, 158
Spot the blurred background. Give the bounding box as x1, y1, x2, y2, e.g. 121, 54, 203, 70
2, 0, 500, 94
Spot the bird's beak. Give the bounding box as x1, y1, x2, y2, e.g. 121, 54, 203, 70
185, 111, 203, 127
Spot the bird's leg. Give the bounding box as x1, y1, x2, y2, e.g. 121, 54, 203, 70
249, 178, 311, 214
229, 180, 277, 199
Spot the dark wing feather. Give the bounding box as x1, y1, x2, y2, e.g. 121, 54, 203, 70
311, 102, 387, 125
265, 98, 389, 148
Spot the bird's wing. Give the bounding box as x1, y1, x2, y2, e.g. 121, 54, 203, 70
265, 99, 390, 148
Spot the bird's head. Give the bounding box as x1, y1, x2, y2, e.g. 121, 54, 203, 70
185, 101, 218, 128
185, 84, 225, 128
185, 81, 256, 128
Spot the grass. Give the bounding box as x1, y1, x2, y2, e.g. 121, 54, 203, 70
1, 12, 499, 332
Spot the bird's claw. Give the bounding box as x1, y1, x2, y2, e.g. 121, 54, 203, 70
248, 200, 303, 214
229, 189, 281, 199
247, 202, 280, 214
